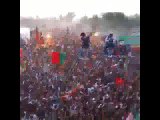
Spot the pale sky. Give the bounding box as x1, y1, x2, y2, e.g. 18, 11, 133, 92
20, 0, 140, 19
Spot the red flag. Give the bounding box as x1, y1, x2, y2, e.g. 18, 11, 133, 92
61, 95, 69, 102
69, 88, 78, 97
35, 27, 44, 44
39, 36, 44, 44
52, 52, 60, 64
115, 77, 124, 85
132, 47, 140, 52
20, 48, 23, 58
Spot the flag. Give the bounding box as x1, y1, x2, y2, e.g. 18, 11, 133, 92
39, 36, 44, 44
35, 27, 44, 44
60, 52, 66, 64
20, 48, 23, 58
131, 45, 140, 52
61, 95, 69, 102
115, 77, 124, 85
135, 113, 140, 120
52, 52, 66, 64
52, 52, 60, 64
68, 84, 81, 97
69, 88, 78, 97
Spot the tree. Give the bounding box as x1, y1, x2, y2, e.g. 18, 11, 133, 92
65, 12, 76, 22
80, 16, 89, 24
126, 14, 140, 28
101, 13, 113, 30
59, 15, 64, 21
102, 12, 126, 28
90, 15, 100, 32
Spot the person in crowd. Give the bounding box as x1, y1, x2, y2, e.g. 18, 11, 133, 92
104, 33, 115, 56
80, 32, 92, 59
20, 30, 140, 120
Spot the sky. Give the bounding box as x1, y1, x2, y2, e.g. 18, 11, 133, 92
20, 0, 140, 19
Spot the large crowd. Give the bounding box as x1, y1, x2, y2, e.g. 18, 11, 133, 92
20, 32, 140, 120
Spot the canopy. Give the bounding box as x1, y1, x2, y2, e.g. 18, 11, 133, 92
118, 36, 140, 45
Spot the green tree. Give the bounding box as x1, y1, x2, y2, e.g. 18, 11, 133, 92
80, 16, 89, 24
59, 15, 64, 21
65, 12, 76, 22
102, 12, 127, 28
90, 15, 100, 32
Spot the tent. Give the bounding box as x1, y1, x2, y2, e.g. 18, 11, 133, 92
118, 36, 140, 45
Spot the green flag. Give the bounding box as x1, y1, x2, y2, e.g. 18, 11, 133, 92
60, 52, 66, 65
135, 113, 140, 120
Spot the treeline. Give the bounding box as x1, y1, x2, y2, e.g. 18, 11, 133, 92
20, 12, 76, 29
82, 12, 139, 30
21, 12, 140, 35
